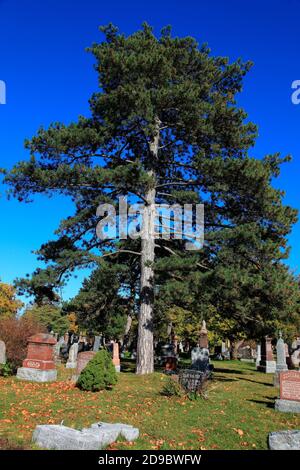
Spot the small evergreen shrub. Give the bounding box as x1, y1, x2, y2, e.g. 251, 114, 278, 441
77, 349, 117, 392
161, 377, 184, 397
0, 362, 13, 377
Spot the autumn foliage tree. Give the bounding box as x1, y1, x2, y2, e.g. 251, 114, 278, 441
0, 316, 45, 371
0, 282, 22, 318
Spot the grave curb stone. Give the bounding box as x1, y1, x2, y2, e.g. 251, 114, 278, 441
16, 367, 57, 382
32, 422, 139, 450
90, 422, 139, 441
275, 399, 300, 413
269, 430, 300, 450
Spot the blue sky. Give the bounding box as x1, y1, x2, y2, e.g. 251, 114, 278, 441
0, 0, 299, 302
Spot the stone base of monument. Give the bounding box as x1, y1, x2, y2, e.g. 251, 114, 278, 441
115, 365, 121, 373
275, 399, 300, 413
257, 360, 276, 373
32, 422, 139, 450
269, 430, 300, 449
16, 367, 57, 382
66, 361, 77, 369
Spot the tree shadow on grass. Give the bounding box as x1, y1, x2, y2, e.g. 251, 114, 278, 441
120, 359, 136, 373
213, 367, 247, 375
213, 374, 237, 383
237, 376, 274, 387
121, 359, 163, 373
247, 398, 275, 409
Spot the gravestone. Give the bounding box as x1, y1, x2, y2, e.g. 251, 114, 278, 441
17, 333, 57, 382
76, 351, 96, 375
269, 431, 300, 450
53, 336, 65, 364
179, 369, 206, 393
93, 336, 101, 352
0, 340, 6, 364
257, 336, 276, 373
72, 351, 96, 383
275, 370, 300, 413
291, 348, 300, 369
112, 342, 120, 372
256, 344, 261, 369
221, 341, 230, 359
164, 356, 177, 372
239, 345, 254, 362
274, 332, 288, 386
191, 347, 211, 374
66, 342, 79, 369
199, 320, 208, 349
32, 421, 139, 450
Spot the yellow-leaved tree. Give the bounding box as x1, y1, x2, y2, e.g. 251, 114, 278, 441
0, 282, 22, 318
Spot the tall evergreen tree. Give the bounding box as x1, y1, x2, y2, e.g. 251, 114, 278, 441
4, 24, 297, 373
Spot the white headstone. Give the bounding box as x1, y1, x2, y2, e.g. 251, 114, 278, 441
256, 344, 261, 369
0, 340, 6, 364
66, 343, 79, 369
276, 333, 288, 372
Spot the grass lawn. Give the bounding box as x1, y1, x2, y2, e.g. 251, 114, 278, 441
0, 360, 299, 450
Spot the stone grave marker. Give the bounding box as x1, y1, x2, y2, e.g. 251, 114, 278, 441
179, 369, 206, 393
291, 348, 300, 369
66, 342, 79, 369
257, 336, 276, 373
93, 336, 101, 352
255, 344, 261, 369
0, 340, 6, 364
191, 346, 210, 372
269, 430, 300, 450
275, 370, 300, 413
17, 333, 57, 382
199, 320, 208, 349
75, 351, 96, 376
112, 342, 120, 372
274, 332, 288, 386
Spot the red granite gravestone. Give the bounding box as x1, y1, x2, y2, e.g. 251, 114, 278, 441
23, 333, 56, 370
257, 336, 276, 373
112, 342, 121, 372
17, 333, 57, 382
199, 320, 208, 349
76, 351, 96, 375
280, 371, 300, 402
164, 356, 177, 371
275, 370, 300, 413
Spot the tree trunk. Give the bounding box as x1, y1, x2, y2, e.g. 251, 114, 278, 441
230, 339, 243, 360
136, 237, 155, 374
136, 119, 160, 375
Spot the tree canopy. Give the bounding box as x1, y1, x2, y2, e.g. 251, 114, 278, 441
4, 23, 299, 372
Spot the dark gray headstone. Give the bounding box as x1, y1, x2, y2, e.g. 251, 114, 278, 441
191, 347, 209, 372
93, 336, 101, 352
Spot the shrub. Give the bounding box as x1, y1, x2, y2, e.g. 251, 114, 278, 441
161, 376, 184, 397
77, 349, 118, 392
0, 362, 13, 377
0, 316, 45, 372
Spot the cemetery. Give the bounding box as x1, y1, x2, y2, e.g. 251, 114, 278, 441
0, 322, 300, 450
1, 2, 300, 457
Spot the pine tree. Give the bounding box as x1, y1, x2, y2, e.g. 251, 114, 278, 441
4, 24, 298, 373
